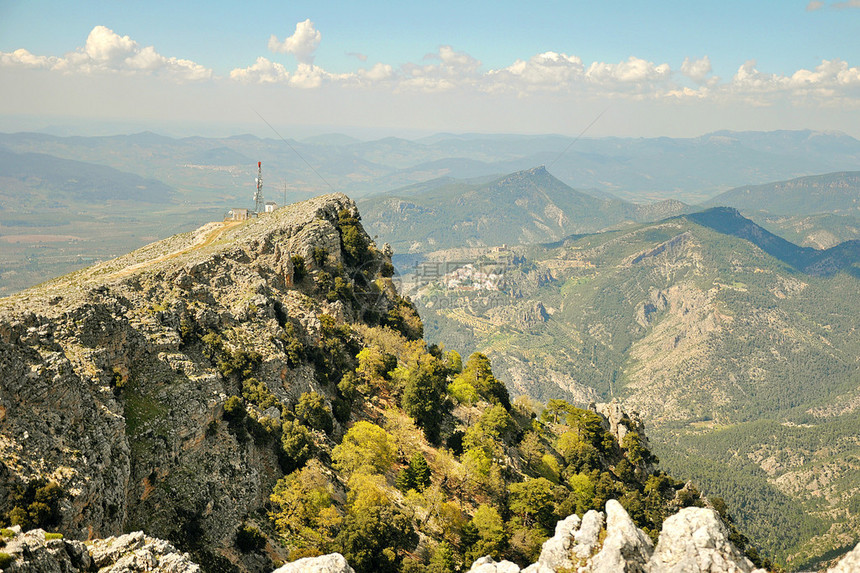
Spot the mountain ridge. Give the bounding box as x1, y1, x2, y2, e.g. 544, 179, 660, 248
359, 166, 691, 253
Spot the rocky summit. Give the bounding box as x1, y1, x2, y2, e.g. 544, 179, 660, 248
0, 193, 416, 570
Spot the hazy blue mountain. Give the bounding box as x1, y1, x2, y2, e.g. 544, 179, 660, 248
705, 171, 860, 216
2, 129, 859, 202
359, 166, 691, 253
704, 171, 860, 249
0, 147, 174, 205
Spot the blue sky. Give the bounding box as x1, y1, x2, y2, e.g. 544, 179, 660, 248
1, 0, 859, 138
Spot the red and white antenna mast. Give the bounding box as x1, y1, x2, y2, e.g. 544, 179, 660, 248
254, 161, 264, 214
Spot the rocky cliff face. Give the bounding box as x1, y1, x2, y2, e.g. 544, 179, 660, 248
0, 194, 411, 570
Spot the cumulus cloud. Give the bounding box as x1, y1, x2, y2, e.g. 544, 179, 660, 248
6, 20, 859, 109
586, 56, 671, 84
0, 25, 211, 80
0, 48, 59, 69
397, 45, 483, 91
288, 63, 331, 88
681, 56, 713, 83
268, 19, 321, 64
229, 56, 289, 84
356, 62, 394, 82
807, 1, 825, 10
487, 52, 584, 92
728, 58, 860, 106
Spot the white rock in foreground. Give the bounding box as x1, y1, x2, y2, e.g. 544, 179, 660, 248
651, 507, 764, 573
827, 542, 860, 573
0, 528, 199, 573
467, 555, 522, 573
272, 553, 355, 573
591, 499, 654, 572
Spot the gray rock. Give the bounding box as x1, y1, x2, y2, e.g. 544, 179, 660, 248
573, 509, 605, 559
1, 529, 91, 573
272, 553, 356, 573
89, 531, 200, 572
827, 542, 860, 573
533, 513, 581, 570
467, 555, 521, 573
591, 500, 653, 573
649, 507, 761, 573
592, 400, 647, 448
1, 529, 200, 573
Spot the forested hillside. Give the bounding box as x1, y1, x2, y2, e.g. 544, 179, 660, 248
404, 210, 860, 568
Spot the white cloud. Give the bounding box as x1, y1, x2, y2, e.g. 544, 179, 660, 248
229, 56, 290, 84
791, 59, 852, 86
666, 86, 710, 99
681, 56, 713, 83
730, 58, 860, 99
0, 48, 58, 69
586, 56, 671, 84
357, 62, 394, 82
85, 25, 137, 63
487, 51, 585, 92
806, 1, 825, 10
398, 46, 483, 92
833, 0, 860, 7
288, 63, 330, 88
3, 22, 859, 110
347, 52, 368, 62
268, 19, 321, 64
0, 25, 211, 81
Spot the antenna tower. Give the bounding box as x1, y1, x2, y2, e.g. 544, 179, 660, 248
254, 161, 264, 214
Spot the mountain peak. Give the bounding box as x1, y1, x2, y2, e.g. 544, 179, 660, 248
0, 192, 359, 314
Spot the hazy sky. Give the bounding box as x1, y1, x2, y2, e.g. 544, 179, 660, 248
1, 0, 859, 138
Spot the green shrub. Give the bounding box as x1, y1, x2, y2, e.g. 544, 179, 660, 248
295, 392, 333, 434
290, 254, 307, 283
242, 378, 279, 411
223, 396, 246, 422
312, 247, 328, 267
0, 552, 14, 568
279, 419, 313, 474
45, 532, 63, 540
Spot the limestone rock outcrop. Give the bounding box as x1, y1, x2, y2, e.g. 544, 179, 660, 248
467, 555, 522, 573
271, 553, 355, 573
826, 542, 860, 573
650, 507, 760, 573
0, 528, 199, 572
465, 501, 770, 573
591, 500, 653, 572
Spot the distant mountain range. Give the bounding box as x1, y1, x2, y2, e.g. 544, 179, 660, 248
707, 171, 860, 217
705, 171, 860, 248
1, 127, 859, 297
0, 147, 174, 208
359, 166, 690, 253
2, 128, 860, 203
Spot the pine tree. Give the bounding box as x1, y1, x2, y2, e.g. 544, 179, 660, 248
409, 453, 431, 491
